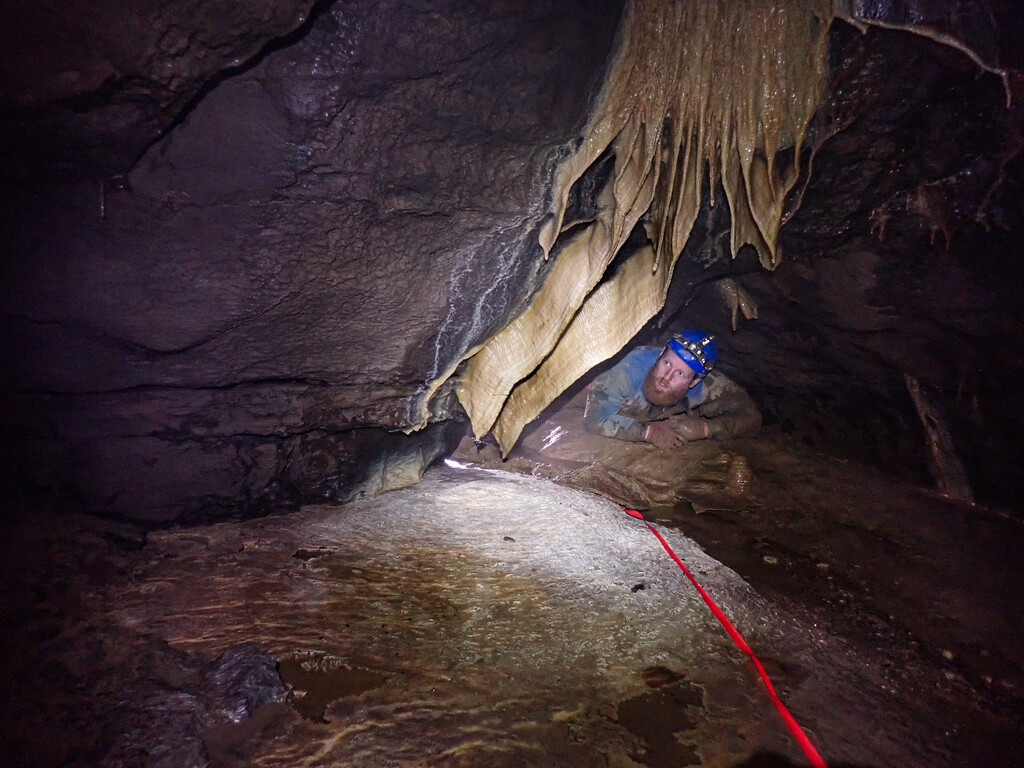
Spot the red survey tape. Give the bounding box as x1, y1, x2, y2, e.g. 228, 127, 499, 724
624, 508, 827, 768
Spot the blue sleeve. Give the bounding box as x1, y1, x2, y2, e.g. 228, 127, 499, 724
583, 350, 651, 442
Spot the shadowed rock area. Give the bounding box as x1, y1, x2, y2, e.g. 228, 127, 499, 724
1, 0, 318, 179
1, 0, 622, 520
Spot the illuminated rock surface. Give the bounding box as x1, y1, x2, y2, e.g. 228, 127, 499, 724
5, 463, 1021, 767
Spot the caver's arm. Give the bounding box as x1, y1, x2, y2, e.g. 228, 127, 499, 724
583, 360, 648, 442
695, 373, 762, 439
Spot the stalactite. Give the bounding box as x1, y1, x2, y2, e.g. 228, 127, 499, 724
904, 374, 974, 504
457, 0, 836, 452
717, 277, 759, 331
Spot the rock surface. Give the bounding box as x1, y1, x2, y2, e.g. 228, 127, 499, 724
3, 464, 1021, 766
1, 0, 621, 521
0, 0, 317, 179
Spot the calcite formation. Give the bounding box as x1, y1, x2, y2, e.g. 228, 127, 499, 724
457, 0, 836, 452
451, 0, 1016, 457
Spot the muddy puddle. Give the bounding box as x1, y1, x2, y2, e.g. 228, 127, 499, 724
618, 667, 704, 767
277, 656, 387, 722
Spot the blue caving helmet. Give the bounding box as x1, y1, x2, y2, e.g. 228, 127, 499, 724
666, 330, 718, 380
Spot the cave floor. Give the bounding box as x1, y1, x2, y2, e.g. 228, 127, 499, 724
2, 424, 1023, 767
452, 389, 1024, 766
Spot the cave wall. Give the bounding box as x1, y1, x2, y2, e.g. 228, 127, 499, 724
647, 18, 1024, 507
3, 0, 1023, 522
1, 0, 318, 179
1, 0, 623, 521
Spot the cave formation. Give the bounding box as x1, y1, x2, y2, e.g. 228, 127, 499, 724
4, 0, 1023, 518
457, 0, 833, 452
3, 1, 1024, 766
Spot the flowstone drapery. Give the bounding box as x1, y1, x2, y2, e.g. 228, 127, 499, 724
456, 0, 836, 452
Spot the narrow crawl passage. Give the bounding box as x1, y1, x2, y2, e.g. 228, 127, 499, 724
455, 0, 835, 452
1, 466, 992, 767
453, 387, 1024, 767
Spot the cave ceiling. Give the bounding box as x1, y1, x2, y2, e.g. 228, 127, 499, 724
1, 0, 1022, 521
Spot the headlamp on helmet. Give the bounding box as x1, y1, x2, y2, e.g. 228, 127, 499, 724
666, 330, 717, 379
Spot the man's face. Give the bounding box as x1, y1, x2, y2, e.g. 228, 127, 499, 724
642, 349, 698, 406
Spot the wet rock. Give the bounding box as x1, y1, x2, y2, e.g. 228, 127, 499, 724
4, 462, 1024, 766
98, 466, 874, 765
95, 643, 287, 768
556, 464, 654, 510
277, 655, 386, 722
617, 675, 703, 768
203, 643, 289, 723
726, 454, 756, 493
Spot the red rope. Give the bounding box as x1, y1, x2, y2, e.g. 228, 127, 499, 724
624, 508, 828, 768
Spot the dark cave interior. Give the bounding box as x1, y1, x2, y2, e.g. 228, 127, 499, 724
2, 1, 1024, 767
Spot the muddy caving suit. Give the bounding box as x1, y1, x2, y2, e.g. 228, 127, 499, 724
583, 346, 762, 442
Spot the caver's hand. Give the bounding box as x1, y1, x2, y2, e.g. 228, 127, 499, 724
644, 421, 684, 450
667, 414, 709, 441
